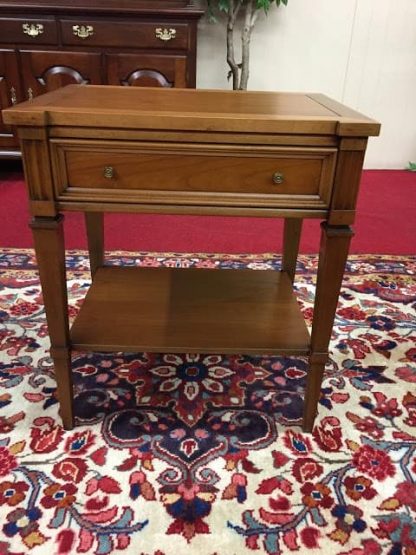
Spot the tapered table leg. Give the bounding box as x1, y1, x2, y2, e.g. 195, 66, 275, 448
303, 222, 354, 432
30, 215, 74, 430
85, 212, 104, 279
282, 218, 303, 283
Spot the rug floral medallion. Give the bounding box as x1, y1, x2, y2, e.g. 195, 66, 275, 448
0, 249, 415, 555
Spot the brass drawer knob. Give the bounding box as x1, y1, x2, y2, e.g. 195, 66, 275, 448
22, 23, 44, 37
272, 172, 284, 185
72, 25, 94, 39
103, 166, 115, 179
155, 28, 177, 42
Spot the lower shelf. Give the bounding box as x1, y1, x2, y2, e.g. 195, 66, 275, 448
70, 266, 310, 355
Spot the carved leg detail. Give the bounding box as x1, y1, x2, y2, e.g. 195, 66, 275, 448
303, 223, 354, 432
30, 215, 74, 429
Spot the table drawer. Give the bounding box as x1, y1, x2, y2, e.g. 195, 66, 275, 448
52, 141, 337, 209
60, 19, 190, 50
0, 17, 58, 45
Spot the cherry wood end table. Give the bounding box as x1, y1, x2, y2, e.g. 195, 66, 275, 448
3, 85, 380, 432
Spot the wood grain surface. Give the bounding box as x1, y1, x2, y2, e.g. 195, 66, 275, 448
71, 267, 311, 355
3, 85, 381, 136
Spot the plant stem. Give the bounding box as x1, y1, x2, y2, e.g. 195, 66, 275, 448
239, 0, 258, 89
226, 0, 242, 90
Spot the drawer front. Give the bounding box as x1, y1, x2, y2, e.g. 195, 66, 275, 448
106, 53, 187, 88
61, 19, 190, 50
52, 141, 337, 209
20, 51, 103, 97
0, 17, 57, 45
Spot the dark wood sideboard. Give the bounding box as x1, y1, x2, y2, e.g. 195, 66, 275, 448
0, 0, 203, 158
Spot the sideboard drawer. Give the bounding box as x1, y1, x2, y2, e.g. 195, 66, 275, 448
0, 17, 57, 45
60, 19, 190, 50
52, 141, 337, 209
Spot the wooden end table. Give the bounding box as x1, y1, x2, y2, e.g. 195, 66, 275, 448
3, 85, 380, 432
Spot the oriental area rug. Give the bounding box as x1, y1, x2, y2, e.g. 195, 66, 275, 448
0, 249, 415, 555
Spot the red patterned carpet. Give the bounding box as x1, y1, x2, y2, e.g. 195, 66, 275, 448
0, 250, 415, 555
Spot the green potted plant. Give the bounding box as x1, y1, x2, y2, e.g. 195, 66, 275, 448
207, 0, 288, 90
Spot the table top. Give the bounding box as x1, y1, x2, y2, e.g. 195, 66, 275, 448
3, 85, 380, 137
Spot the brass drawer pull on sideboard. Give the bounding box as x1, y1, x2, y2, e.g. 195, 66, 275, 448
272, 172, 284, 185
72, 25, 94, 39
155, 28, 177, 42
10, 87, 17, 105
103, 166, 115, 179
22, 23, 44, 37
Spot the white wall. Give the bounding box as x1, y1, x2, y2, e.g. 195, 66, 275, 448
196, 0, 416, 169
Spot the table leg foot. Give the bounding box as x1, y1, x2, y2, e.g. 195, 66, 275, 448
51, 347, 74, 429
302, 360, 325, 432
59, 409, 74, 431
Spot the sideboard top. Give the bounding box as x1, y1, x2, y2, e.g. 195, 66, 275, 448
3, 85, 381, 137
0, 0, 204, 16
